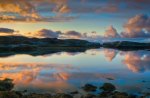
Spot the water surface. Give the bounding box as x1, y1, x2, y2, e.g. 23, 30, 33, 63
0, 49, 149, 94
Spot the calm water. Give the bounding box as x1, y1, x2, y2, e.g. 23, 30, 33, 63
0, 49, 149, 94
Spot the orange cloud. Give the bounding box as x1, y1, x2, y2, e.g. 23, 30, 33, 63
121, 14, 150, 38
104, 26, 120, 38
0, 0, 75, 23
0, 0, 39, 18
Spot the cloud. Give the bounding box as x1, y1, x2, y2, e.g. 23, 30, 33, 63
0, 27, 102, 41
0, 14, 76, 23
121, 14, 150, 38
60, 31, 86, 39
95, 4, 118, 13
60, 30, 103, 41
104, 14, 150, 39
26, 29, 62, 38
0, 0, 39, 18
53, 4, 70, 14
104, 26, 120, 38
0, 0, 75, 23
0, 28, 15, 34
0, 15, 16, 22
24, 28, 102, 42
2, 0, 149, 23
25, 28, 92, 39
0, 0, 40, 22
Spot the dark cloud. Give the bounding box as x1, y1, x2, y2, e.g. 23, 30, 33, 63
26, 29, 62, 38
60, 30, 103, 41
24, 29, 103, 41
62, 31, 83, 38
0, 28, 15, 34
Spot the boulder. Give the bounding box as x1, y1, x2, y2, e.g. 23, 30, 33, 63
82, 84, 97, 92
100, 83, 116, 92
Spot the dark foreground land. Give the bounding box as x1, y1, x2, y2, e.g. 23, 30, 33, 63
0, 36, 101, 57
102, 41, 150, 51
0, 78, 149, 98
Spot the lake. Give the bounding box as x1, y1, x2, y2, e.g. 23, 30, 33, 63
0, 48, 149, 95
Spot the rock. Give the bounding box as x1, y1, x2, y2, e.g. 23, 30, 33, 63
99, 91, 136, 98
0, 78, 14, 91
99, 91, 113, 98
25, 93, 51, 98
52, 93, 73, 98
128, 94, 137, 98
112, 91, 129, 98
70, 91, 79, 94
81, 94, 96, 98
100, 83, 116, 92
0, 91, 20, 98
14, 91, 23, 97
23, 93, 52, 98
82, 84, 97, 92
142, 80, 146, 83
140, 93, 150, 98
106, 78, 114, 80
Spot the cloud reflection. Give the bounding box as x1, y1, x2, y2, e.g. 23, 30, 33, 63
104, 49, 118, 61
0, 62, 115, 93
103, 49, 150, 73
122, 51, 150, 73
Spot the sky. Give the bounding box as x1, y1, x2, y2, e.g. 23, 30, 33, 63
0, 0, 150, 40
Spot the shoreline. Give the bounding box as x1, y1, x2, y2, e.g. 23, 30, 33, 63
0, 79, 149, 98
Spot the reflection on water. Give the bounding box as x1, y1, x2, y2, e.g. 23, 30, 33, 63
122, 51, 150, 73
0, 49, 149, 94
104, 49, 118, 61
